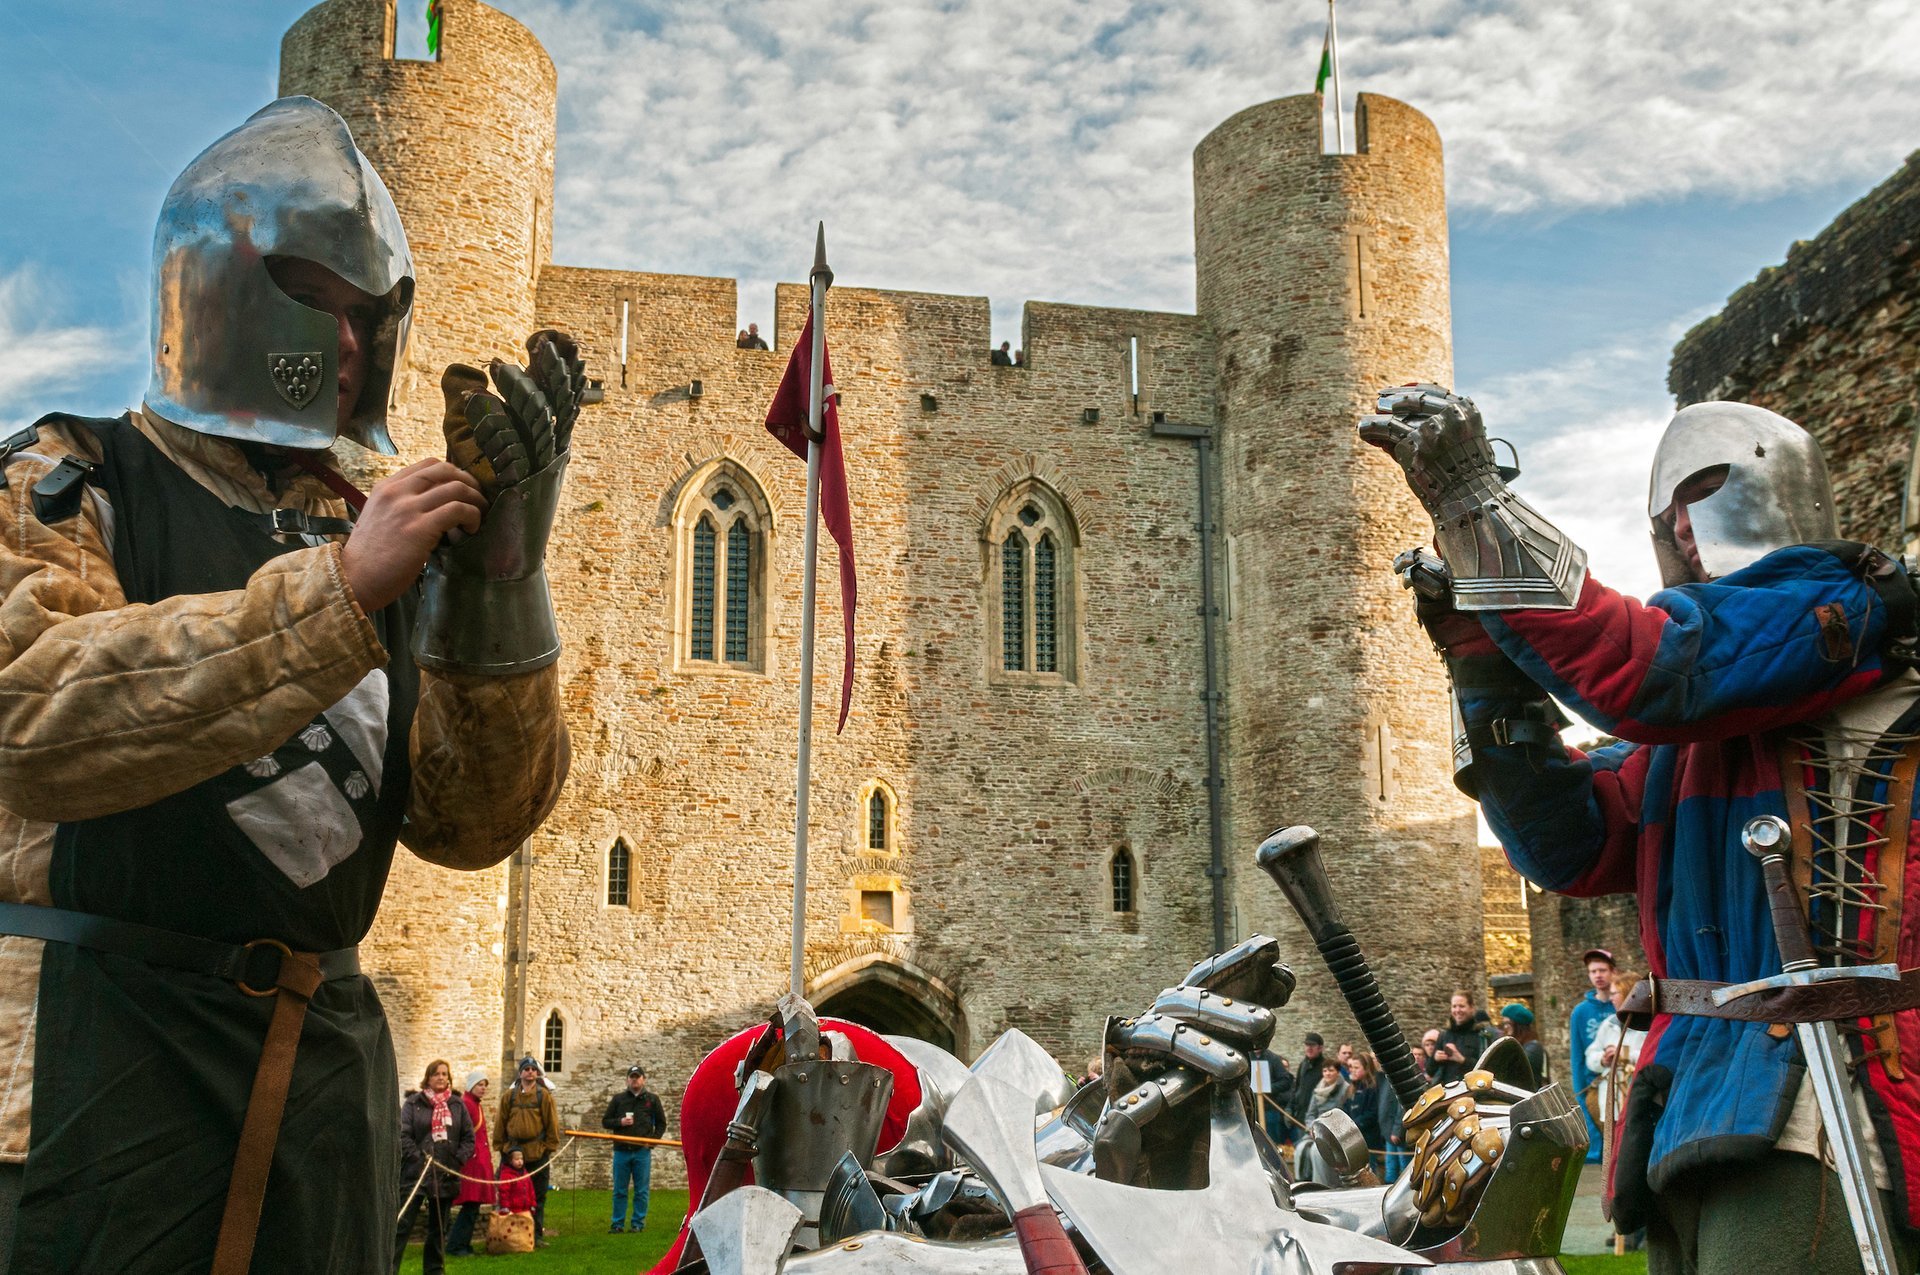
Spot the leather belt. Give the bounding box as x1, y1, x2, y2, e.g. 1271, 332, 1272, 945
1620, 968, 1920, 1031
0, 900, 358, 990
0, 901, 359, 1275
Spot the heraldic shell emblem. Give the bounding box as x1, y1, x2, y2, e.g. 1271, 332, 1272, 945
269, 352, 324, 409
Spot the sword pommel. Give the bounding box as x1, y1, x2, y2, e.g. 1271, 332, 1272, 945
1744, 816, 1816, 972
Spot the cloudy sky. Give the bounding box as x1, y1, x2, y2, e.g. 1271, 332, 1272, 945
3, 0, 1918, 600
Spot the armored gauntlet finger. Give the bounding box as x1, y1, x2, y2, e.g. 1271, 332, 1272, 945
439, 364, 497, 493
1359, 383, 1586, 612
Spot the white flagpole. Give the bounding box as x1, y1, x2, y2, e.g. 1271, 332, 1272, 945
790, 222, 832, 1000
1329, 0, 1343, 152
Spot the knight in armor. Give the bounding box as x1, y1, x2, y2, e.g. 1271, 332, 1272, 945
0, 97, 573, 1273
1364, 387, 1920, 1272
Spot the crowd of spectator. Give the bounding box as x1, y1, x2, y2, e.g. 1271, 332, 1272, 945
393, 1055, 671, 1269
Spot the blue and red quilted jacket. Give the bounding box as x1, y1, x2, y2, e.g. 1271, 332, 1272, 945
1461, 544, 1920, 1220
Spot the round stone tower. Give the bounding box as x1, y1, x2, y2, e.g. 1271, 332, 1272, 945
1194, 95, 1481, 1043
280, 0, 556, 460
278, 0, 557, 1086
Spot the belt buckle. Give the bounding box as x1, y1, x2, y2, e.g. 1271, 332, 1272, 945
1490, 718, 1514, 747
237, 938, 292, 997
267, 508, 305, 536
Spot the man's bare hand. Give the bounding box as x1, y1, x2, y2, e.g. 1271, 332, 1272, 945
341, 459, 486, 612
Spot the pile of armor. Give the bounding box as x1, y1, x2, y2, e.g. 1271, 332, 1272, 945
677, 827, 1587, 1275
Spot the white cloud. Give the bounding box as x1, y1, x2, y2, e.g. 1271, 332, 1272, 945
0, 269, 133, 427
505, 0, 1920, 330
1466, 319, 1704, 603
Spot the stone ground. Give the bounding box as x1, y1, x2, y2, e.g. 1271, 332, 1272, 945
1562, 1161, 1637, 1257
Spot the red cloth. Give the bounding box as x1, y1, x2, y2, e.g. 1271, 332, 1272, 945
453, 1090, 496, 1207
495, 1163, 536, 1214
647, 1018, 923, 1275
765, 315, 857, 731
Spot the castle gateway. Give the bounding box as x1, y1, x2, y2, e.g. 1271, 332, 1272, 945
280, 0, 1483, 1171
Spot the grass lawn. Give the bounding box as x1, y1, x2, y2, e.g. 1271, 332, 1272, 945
402, 1190, 1648, 1274
1561, 1255, 1648, 1274
399, 1189, 689, 1274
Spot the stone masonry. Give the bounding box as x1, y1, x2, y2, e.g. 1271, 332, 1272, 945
280, 0, 1483, 1186
1670, 150, 1920, 550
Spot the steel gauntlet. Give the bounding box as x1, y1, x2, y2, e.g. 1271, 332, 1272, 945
1360, 383, 1586, 611
414, 331, 586, 676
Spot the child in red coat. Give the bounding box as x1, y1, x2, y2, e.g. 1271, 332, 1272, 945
497, 1148, 537, 1215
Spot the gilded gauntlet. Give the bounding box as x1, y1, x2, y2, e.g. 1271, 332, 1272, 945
1360, 384, 1586, 611
414, 331, 586, 675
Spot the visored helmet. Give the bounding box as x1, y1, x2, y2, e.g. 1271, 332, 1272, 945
146, 97, 413, 453
1648, 401, 1837, 587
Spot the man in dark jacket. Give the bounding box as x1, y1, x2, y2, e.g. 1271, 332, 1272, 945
394, 1060, 475, 1275
1283, 1033, 1326, 1141
602, 1065, 668, 1233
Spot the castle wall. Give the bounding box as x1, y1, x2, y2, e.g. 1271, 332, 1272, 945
279, 0, 556, 1094
519, 266, 1222, 1178
1668, 152, 1920, 549
275, 0, 1496, 1191
1195, 94, 1481, 1049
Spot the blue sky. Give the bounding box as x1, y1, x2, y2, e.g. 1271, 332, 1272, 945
3, 0, 1918, 601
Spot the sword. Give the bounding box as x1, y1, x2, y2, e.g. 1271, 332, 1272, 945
1744, 815, 1902, 1275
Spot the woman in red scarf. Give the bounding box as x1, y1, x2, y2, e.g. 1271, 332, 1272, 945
394, 1060, 475, 1275
444, 1069, 496, 1257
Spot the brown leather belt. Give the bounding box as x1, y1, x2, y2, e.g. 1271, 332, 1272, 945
1620, 968, 1920, 1030
0, 901, 358, 1275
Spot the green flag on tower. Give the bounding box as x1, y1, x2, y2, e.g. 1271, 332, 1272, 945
1315, 28, 1332, 94
426, 0, 443, 55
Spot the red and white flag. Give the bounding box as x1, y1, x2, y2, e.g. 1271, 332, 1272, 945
765, 314, 857, 731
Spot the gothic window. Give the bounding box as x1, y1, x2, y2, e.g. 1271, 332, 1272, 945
1111, 847, 1136, 913
986, 481, 1078, 683
542, 1009, 565, 1074
607, 837, 631, 907
675, 462, 773, 672
868, 789, 889, 852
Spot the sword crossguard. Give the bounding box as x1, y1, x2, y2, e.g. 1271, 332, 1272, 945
1709, 962, 1903, 1007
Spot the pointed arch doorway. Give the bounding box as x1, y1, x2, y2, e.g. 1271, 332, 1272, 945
811, 955, 964, 1058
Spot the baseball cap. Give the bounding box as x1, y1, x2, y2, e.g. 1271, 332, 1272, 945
1303, 1032, 1324, 1047
1581, 948, 1615, 966
628, 1065, 646, 1078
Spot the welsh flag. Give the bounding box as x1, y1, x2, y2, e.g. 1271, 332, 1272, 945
766, 316, 858, 731
1315, 27, 1332, 94
426, 0, 444, 55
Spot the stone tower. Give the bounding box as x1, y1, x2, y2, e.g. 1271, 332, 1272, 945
278, 0, 558, 1083
1194, 95, 1482, 1041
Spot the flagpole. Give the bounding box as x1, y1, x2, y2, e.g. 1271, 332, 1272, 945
790, 223, 832, 1000
1328, 0, 1343, 152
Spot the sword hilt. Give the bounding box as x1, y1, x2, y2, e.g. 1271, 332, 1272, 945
1744, 816, 1817, 972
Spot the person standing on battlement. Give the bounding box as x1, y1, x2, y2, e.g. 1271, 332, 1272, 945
1365, 384, 1920, 1273
0, 97, 574, 1274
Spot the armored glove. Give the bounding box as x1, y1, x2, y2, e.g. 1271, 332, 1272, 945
1397, 1069, 1536, 1229
413, 331, 586, 675
1360, 384, 1586, 611
1095, 936, 1295, 1186
1394, 547, 1564, 798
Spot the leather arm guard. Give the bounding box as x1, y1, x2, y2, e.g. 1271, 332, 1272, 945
1395, 547, 1565, 798
413, 331, 585, 676
1361, 384, 1586, 611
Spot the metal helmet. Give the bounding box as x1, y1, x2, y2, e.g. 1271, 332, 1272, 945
1647, 401, 1837, 587
146, 97, 413, 453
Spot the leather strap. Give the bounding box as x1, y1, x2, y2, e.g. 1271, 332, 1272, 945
210, 949, 323, 1275
0, 901, 358, 986
1780, 740, 1817, 931
1620, 969, 1920, 1029
1010, 1203, 1090, 1275
1870, 742, 1919, 1078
